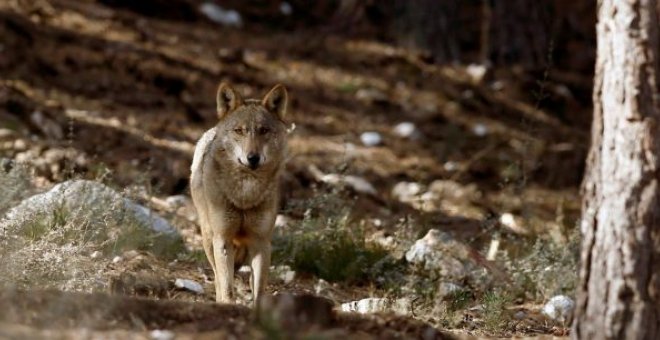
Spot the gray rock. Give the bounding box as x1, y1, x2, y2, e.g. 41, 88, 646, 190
279, 2, 292, 15
1, 180, 177, 235
543, 295, 575, 323
199, 3, 242, 27
437, 282, 464, 299
0, 180, 182, 292
405, 229, 472, 278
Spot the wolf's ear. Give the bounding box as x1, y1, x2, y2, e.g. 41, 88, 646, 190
262, 84, 288, 120
216, 83, 243, 119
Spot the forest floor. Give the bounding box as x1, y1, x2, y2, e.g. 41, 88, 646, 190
0, 0, 593, 338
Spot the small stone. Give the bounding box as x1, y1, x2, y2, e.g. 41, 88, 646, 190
112, 256, 123, 264
199, 2, 242, 27
393, 122, 421, 139
499, 213, 528, 235
150, 329, 175, 340
443, 161, 459, 172
320, 173, 376, 195
271, 265, 296, 284
275, 214, 290, 229
13, 139, 27, 150
368, 230, 396, 249
165, 195, 189, 208
490, 81, 505, 91
340, 297, 412, 316
514, 310, 527, 320
466, 63, 489, 83
314, 279, 332, 295
360, 131, 382, 146
356, 88, 387, 103
437, 282, 463, 299
279, 2, 292, 15
472, 123, 488, 137
237, 265, 251, 274
543, 295, 575, 323
174, 278, 204, 294
90, 251, 102, 259
391, 182, 423, 203
0, 128, 15, 139
342, 175, 377, 195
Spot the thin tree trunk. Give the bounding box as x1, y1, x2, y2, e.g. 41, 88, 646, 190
573, 0, 660, 339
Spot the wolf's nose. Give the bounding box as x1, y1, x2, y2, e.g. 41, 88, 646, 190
247, 153, 260, 168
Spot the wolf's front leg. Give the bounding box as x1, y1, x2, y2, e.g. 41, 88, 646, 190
249, 237, 271, 307
213, 235, 235, 303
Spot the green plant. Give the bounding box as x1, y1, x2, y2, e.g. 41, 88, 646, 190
106, 217, 185, 260
481, 289, 512, 332
274, 192, 399, 285
503, 230, 579, 301
20, 205, 68, 241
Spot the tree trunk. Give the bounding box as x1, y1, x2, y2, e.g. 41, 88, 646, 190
573, 0, 660, 339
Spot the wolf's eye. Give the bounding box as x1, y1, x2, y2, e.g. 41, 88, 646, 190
233, 128, 244, 135
258, 127, 270, 135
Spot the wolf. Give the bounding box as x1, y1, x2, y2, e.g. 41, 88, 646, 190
190, 83, 289, 306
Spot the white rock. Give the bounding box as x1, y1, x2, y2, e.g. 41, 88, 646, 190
279, 2, 292, 15
466, 64, 489, 83
112, 256, 123, 264
271, 265, 296, 284
443, 161, 459, 172
360, 131, 382, 146
368, 230, 396, 249
199, 3, 242, 27
0, 128, 16, 139
340, 297, 411, 316
237, 265, 251, 274
150, 329, 175, 340
393, 122, 422, 139
275, 214, 291, 229
314, 279, 332, 295
320, 173, 376, 195
542, 295, 575, 323
472, 123, 488, 137
174, 278, 204, 294
391, 182, 423, 203
342, 175, 377, 195
499, 213, 528, 235
90, 251, 102, 259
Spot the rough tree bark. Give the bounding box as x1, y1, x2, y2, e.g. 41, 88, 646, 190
573, 0, 660, 339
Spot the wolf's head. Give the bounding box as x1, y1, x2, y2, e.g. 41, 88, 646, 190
214, 83, 289, 172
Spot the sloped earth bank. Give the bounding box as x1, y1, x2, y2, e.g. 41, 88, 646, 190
0, 0, 589, 338
0, 289, 454, 339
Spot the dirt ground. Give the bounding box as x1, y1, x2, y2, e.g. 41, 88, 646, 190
0, 0, 591, 338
